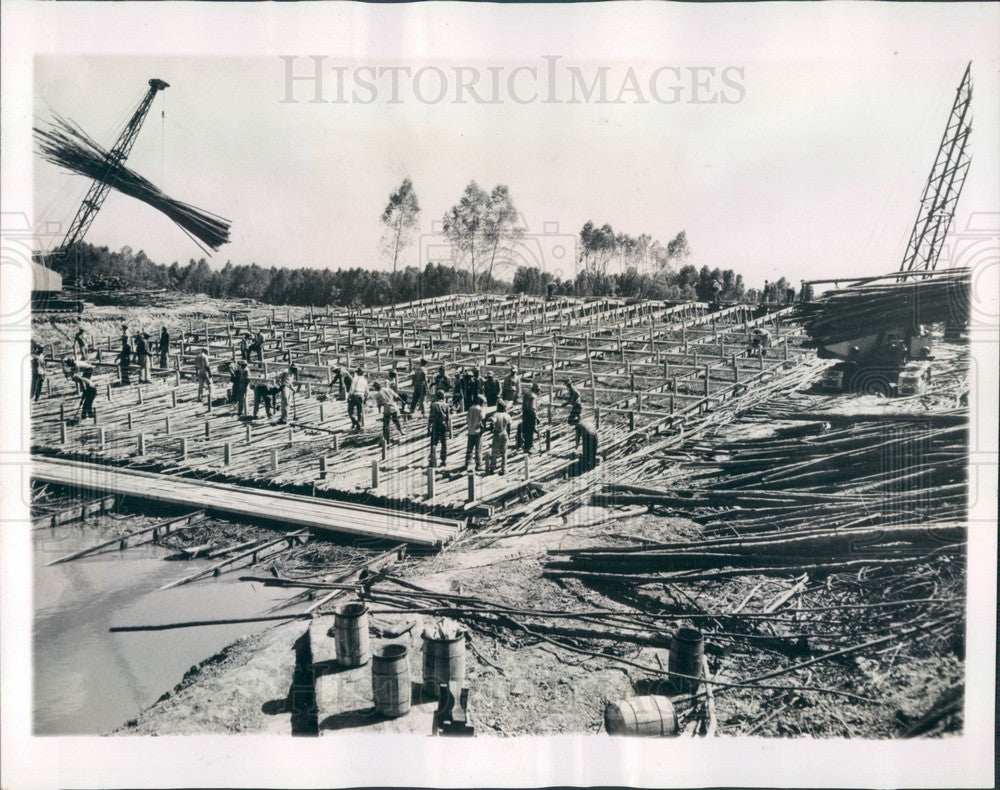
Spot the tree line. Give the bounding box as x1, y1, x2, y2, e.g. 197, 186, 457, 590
41, 176, 781, 305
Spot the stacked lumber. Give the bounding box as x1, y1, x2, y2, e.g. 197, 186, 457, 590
796, 268, 970, 347
35, 116, 231, 251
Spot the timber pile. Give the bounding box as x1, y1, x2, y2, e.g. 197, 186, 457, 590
796, 268, 970, 347
35, 116, 231, 251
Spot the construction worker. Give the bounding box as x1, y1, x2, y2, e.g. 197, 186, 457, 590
159, 326, 170, 369
427, 390, 451, 467
373, 381, 405, 445
464, 368, 482, 410
574, 417, 599, 474
232, 359, 250, 418
452, 369, 467, 413
252, 381, 276, 419
73, 327, 86, 359
483, 370, 500, 407
30, 344, 47, 402
254, 329, 265, 362
462, 394, 486, 472
348, 366, 368, 430
276, 365, 297, 425
119, 332, 132, 384
749, 327, 771, 357
62, 356, 94, 387
410, 358, 429, 416
239, 333, 251, 362
135, 332, 151, 383
195, 348, 212, 403
501, 366, 520, 404
516, 392, 539, 455
564, 380, 582, 425
74, 373, 97, 420
487, 400, 512, 476
432, 365, 451, 396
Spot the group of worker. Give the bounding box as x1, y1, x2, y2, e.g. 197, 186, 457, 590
112, 325, 172, 385
324, 359, 600, 476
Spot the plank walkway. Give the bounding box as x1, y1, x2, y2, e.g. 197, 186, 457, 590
31, 456, 463, 548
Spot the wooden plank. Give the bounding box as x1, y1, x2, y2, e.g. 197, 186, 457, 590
31, 457, 462, 548
32, 495, 117, 530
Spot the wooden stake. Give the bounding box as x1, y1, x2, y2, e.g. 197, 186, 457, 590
466, 471, 477, 503
426, 467, 436, 499
138, 434, 146, 456
223, 442, 231, 465
371, 460, 380, 488
180, 437, 188, 459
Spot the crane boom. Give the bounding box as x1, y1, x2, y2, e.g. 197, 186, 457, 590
59, 77, 169, 252
898, 63, 972, 273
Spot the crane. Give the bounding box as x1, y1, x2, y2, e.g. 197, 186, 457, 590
58, 78, 169, 252
898, 62, 972, 274
806, 63, 973, 396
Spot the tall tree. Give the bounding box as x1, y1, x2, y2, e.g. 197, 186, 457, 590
482, 184, 523, 289
380, 178, 421, 277
442, 181, 489, 290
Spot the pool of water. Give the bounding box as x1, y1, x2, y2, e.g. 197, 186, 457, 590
33, 520, 302, 735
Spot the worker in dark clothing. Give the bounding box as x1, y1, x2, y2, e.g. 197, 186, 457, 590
159, 326, 170, 369
249, 330, 265, 363
252, 382, 276, 418
427, 390, 451, 467
432, 365, 451, 396
516, 395, 539, 454
483, 370, 500, 407
564, 380, 582, 425
232, 359, 250, 418
452, 369, 467, 412
785, 287, 796, 305
74, 373, 97, 419
410, 358, 429, 416
574, 418, 599, 474
465, 368, 483, 410
118, 334, 132, 384
31, 345, 47, 402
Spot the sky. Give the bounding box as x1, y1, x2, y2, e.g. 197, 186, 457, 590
33, 54, 999, 288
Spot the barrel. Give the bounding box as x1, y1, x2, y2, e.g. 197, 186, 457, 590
421, 630, 466, 697
371, 644, 410, 717
605, 696, 678, 737
669, 627, 705, 693
333, 602, 370, 668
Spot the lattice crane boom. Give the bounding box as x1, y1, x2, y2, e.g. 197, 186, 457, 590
899, 63, 972, 274
59, 77, 169, 252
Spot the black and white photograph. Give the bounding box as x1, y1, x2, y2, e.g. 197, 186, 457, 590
2, 3, 997, 789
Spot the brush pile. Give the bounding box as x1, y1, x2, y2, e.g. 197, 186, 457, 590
34, 116, 231, 251
796, 269, 970, 347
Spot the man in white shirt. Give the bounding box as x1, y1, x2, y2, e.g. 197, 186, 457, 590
348, 367, 369, 430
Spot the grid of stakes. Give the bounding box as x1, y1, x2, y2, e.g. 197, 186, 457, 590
32, 294, 810, 518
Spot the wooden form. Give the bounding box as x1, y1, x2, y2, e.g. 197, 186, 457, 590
33, 295, 810, 515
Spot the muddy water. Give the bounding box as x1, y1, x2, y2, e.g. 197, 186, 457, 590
33, 519, 302, 735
